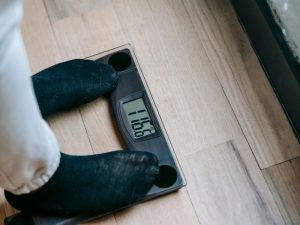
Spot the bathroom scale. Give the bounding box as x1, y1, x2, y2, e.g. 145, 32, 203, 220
4, 45, 186, 225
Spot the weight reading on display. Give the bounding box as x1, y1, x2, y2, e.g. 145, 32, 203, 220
123, 98, 156, 139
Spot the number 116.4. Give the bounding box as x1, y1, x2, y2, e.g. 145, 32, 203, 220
128, 109, 155, 138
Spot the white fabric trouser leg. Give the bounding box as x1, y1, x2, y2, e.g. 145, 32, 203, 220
0, 0, 60, 195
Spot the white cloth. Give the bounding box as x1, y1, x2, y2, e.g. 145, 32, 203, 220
0, 0, 60, 195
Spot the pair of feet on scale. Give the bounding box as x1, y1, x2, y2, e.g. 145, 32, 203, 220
5, 60, 160, 217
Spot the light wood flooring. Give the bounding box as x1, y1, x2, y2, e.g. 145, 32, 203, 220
1, 0, 300, 224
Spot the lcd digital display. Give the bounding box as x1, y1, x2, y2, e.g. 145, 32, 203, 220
123, 98, 156, 139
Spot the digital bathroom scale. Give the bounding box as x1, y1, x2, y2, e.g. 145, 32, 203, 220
4, 45, 186, 225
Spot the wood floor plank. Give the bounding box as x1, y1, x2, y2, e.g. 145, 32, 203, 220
47, 111, 93, 155
2, 200, 16, 218
44, 0, 110, 21
0, 190, 16, 220
22, 0, 61, 73
80, 99, 126, 154
185, 138, 285, 225
116, 189, 199, 225
263, 157, 300, 225
182, 0, 300, 168
0, 209, 5, 225
0, 192, 6, 225
112, 0, 241, 156
85, 216, 119, 225
46, 2, 127, 60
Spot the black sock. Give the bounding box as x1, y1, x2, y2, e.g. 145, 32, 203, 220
32, 59, 118, 117
5, 151, 159, 215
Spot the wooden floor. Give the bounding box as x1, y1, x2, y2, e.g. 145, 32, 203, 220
1, 0, 300, 224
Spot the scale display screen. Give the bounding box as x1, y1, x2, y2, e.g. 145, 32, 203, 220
123, 98, 156, 139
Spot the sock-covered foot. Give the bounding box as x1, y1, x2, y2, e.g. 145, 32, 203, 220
5, 151, 159, 215
32, 59, 118, 117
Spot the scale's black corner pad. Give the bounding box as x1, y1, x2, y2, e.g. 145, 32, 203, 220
155, 165, 178, 188
96, 47, 136, 73
5, 44, 186, 225
107, 51, 133, 72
